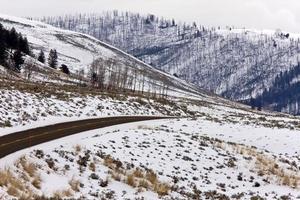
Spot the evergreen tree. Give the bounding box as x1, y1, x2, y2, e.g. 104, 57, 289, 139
0, 40, 7, 66
12, 50, 24, 72
37, 50, 45, 63
60, 64, 70, 74
48, 49, 58, 68
18, 36, 30, 54
7, 28, 18, 50
0, 25, 7, 66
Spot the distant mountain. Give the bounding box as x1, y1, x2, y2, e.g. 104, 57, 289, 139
40, 11, 300, 103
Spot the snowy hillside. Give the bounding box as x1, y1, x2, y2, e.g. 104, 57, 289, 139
41, 12, 300, 110
0, 13, 201, 98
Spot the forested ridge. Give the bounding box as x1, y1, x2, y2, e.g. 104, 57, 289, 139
41, 11, 300, 114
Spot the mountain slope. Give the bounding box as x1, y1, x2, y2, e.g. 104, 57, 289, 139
41, 12, 300, 108
251, 63, 300, 115
0, 13, 202, 98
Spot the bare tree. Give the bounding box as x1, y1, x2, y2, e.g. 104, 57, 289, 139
77, 68, 85, 86
24, 59, 37, 81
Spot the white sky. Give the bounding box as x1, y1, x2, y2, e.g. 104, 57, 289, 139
0, 0, 300, 32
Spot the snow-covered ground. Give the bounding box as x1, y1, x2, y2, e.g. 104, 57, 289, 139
1, 83, 300, 199
1, 116, 300, 199
0, 87, 191, 136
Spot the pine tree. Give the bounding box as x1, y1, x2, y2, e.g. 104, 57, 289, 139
12, 50, 24, 72
7, 28, 18, 50
0, 40, 7, 66
37, 50, 45, 63
18, 36, 30, 54
60, 64, 70, 74
48, 49, 58, 68
0, 25, 7, 66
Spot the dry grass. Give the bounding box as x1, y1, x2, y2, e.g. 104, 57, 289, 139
53, 189, 73, 198
133, 168, 144, 178
103, 155, 115, 169
7, 186, 20, 197
154, 183, 170, 196
69, 177, 81, 192
89, 162, 96, 172
103, 155, 170, 196
0, 168, 26, 197
16, 157, 42, 189
126, 174, 136, 187
111, 171, 122, 181
229, 142, 300, 189
146, 170, 157, 185
74, 144, 82, 154
31, 176, 42, 189
138, 179, 149, 189
18, 157, 38, 177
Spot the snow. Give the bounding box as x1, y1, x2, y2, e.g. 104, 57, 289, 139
0, 13, 200, 98
1, 82, 300, 199
42, 12, 300, 101
1, 12, 300, 200
1, 115, 300, 199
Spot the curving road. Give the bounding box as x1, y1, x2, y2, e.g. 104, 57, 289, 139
0, 116, 171, 159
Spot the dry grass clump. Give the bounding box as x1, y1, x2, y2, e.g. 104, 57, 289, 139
103, 155, 115, 169
133, 168, 144, 178
74, 144, 82, 154
6, 186, 20, 197
146, 170, 158, 185
53, 189, 73, 198
126, 174, 136, 187
103, 155, 170, 196
111, 171, 122, 181
89, 162, 96, 172
69, 177, 81, 192
154, 183, 170, 196
18, 157, 38, 177
16, 156, 42, 189
0, 168, 25, 197
138, 179, 149, 189
31, 176, 42, 189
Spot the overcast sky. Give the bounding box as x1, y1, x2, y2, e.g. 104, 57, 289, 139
0, 0, 300, 32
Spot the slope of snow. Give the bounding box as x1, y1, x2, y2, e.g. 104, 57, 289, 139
0, 13, 201, 98
41, 12, 300, 101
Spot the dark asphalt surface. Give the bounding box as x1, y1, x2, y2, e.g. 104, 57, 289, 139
0, 116, 171, 159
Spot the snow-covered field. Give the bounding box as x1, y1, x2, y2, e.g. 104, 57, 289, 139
0, 84, 300, 199
0, 87, 191, 136
1, 116, 300, 199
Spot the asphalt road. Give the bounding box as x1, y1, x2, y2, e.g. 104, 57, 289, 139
0, 116, 170, 159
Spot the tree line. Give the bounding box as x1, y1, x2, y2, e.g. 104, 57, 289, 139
249, 63, 300, 114
89, 57, 169, 98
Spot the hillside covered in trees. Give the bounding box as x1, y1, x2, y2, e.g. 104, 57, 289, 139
40, 11, 300, 114
251, 63, 300, 115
